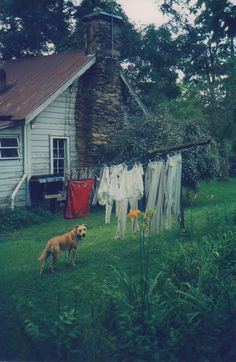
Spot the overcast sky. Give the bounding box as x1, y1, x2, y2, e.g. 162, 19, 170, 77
70, 0, 168, 27
117, 0, 168, 27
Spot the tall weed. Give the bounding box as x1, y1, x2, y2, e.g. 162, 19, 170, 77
98, 229, 236, 361
205, 203, 236, 232
17, 295, 84, 362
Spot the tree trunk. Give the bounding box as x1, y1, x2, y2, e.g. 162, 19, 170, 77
219, 140, 230, 180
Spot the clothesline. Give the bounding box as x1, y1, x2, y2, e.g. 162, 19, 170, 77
66, 138, 211, 180
63, 139, 212, 235
63, 156, 182, 238
96, 155, 182, 239
66, 153, 180, 180
146, 139, 211, 156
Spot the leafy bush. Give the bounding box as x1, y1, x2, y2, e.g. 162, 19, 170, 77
99, 230, 236, 362
229, 154, 236, 176
0, 207, 53, 234
17, 299, 84, 362
98, 114, 181, 164
99, 113, 220, 190
181, 122, 220, 189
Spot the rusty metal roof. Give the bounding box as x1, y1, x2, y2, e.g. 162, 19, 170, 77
0, 51, 95, 124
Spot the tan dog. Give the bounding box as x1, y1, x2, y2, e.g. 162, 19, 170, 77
38, 224, 87, 274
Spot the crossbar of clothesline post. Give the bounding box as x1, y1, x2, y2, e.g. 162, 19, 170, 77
147, 139, 211, 156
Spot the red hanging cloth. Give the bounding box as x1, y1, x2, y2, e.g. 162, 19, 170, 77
64, 179, 95, 219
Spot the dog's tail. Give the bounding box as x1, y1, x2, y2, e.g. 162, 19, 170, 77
38, 244, 51, 262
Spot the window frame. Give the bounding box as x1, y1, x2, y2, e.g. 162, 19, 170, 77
0, 136, 20, 160
50, 136, 70, 175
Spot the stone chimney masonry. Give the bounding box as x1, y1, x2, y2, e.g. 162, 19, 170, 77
83, 11, 123, 59
75, 11, 125, 167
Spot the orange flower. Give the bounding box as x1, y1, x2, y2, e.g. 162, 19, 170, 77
128, 209, 141, 218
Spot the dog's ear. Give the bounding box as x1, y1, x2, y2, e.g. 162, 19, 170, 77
74, 225, 79, 228
83, 224, 87, 227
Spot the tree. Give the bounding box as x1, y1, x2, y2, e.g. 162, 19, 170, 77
0, 0, 74, 59
0, 0, 141, 61
161, 0, 236, 179
123, 23, 181, 112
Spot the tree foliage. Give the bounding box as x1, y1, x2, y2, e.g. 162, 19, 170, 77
125, 24, 181, 111
0, 0, 74, 59
100, 113, 219, 188
0, 0, 234, 181
0, 0, 140, 60
161, 0, 236, 178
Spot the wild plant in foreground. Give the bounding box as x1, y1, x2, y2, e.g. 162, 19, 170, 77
18, 294, 84, 361
187, 190, 198, 237
128, 208, 156, 313
100, 209, 167, 360
99, 221, 236, 361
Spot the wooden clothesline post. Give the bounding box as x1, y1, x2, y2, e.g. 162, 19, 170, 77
147, 139, 212, 231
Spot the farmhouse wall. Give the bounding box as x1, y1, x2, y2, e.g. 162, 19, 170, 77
30, 85, 78, 176
0, 86, 78, 209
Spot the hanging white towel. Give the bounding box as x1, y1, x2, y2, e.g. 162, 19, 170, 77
145, 161, 165, 234
97, 166, 111, 206
164, 154, 182, 230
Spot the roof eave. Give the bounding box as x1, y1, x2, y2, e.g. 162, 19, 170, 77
25, 54, 96, 125
0, 119, 24, 130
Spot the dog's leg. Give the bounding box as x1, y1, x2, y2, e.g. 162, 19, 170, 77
67, 248, 72, 264
50, 247, 59, 272
40, 259, 45, 274
71, 247, 77, 266
39, 250, 50, 274
50, 254, 57, 272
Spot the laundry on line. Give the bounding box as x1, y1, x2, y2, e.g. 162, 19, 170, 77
64, 179, 95, 219
96, 154, 182, 239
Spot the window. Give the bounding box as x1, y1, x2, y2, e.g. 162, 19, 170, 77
0, 137, 20, 159
50, 137, 69, 175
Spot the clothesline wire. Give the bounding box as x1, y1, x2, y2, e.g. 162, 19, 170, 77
68, 138, 211, 177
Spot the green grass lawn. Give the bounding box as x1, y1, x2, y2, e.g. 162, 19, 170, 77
0, 178, 236, 361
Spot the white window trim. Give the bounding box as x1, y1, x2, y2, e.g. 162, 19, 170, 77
0, 136, 20, 160
49, 136, 70, 175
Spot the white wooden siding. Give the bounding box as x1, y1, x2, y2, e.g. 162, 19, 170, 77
0, 82, 78, 209
30, 85, 78, 176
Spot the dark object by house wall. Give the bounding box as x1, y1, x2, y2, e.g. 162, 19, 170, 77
75, 12, 125, 167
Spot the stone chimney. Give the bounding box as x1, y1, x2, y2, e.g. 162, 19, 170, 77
83, 11, 122, 59
75, 11, 125, 167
